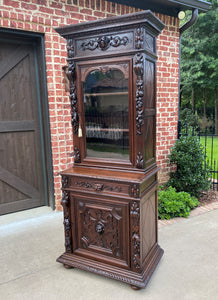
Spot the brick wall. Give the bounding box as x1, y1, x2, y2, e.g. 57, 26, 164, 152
0, 0, 179, 209
155, 14, 180, 183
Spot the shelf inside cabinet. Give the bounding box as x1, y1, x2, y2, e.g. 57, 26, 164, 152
84, 92, 128, 97
86, 128, 129, 132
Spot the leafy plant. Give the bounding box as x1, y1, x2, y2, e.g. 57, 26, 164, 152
180, 108, 199, 128
168, 133, 211, 197
158, 186, 199, 220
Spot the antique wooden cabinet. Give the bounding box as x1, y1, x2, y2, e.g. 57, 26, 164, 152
55, 11, 164, 290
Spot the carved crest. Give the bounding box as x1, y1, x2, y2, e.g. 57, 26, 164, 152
81, 35, 129, 51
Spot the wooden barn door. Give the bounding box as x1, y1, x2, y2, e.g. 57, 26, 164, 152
0, 39, 47, 215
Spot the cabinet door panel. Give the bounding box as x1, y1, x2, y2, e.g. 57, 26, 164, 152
73, 195, 129, 267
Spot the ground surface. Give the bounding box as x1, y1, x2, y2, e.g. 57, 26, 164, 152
198, 189, 218, 206
1, 207, 218, 300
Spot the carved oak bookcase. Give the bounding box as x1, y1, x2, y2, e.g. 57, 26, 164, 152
55, 11, 164, 290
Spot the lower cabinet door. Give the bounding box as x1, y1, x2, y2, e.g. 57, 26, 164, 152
72, 194, 130, 269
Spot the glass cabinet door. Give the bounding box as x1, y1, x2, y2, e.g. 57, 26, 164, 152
83, 68, 129, 161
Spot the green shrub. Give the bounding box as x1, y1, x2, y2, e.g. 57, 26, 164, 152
158, 186, 199, 220
180, 108, 199, 128
168, 133, 211, 197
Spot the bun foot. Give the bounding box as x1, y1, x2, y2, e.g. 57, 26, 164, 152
130, 285, 141, 290
64, 264, 74, 269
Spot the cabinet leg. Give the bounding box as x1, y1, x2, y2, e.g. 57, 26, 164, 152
130, 285, 141, 290
64, 264, 74, 269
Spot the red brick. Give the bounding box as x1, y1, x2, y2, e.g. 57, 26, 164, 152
3, 19, 9, 26
85, 0, 89, 8
94, 11, 105, 18
65, 5, 79, 12
80, 8, 92, 14
39, 6, 54, 14
32, 0, 47, 4
2, 10, 10, 18
3, 0, 20, 8
50, 1, 63, 9
79, 0, 84, 7
85, 15, 97, 21
21, 2, 37, 10
101, 0, 105, 11
90, 0, 95, 10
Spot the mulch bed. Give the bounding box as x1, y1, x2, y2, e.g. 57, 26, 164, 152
198, 189, 218, 206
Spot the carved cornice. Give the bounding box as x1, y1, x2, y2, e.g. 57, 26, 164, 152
55, 11, 165, 38
134, 53, 144, 135
81, 35, 129, 51
131, 201, 140, 271
73, 147, 81, 163
61, 190, 72, 253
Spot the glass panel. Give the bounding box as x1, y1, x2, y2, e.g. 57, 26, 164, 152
83, 68, 129, 160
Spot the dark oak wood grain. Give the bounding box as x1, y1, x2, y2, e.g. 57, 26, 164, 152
55, 10, 164, 289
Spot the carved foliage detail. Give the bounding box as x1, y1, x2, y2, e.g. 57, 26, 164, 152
135, 27, 143, 49
79, 203, 122, 257
134, 53, 144, 135
67, 39, 74, 58
66, 39, 78, 134
131, 184, 140, 198
73, 147, 81, 163
61, 190, 72, 253
81, 35, 129, 51
131, 201, 140, 271
136, 152, 144, 169
62, 176, 68, 188
75, 181, 122, 193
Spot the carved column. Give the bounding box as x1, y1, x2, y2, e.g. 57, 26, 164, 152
61, 189, 72, 253
133, 52, 144, 135
130, 201, 141, 271
66, 39, 79, 135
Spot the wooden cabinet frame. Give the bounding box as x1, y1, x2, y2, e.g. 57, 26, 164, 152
55, 11, 165, 290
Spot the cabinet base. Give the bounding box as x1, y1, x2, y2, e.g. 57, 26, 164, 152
57, 244, 163, 289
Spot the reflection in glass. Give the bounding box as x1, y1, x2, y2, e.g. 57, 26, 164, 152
83, 68, 129, 160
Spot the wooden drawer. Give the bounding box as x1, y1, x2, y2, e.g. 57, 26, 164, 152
67, 176, 131, 197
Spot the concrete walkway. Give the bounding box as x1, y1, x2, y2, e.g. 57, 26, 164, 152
1, 207, 218, 300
